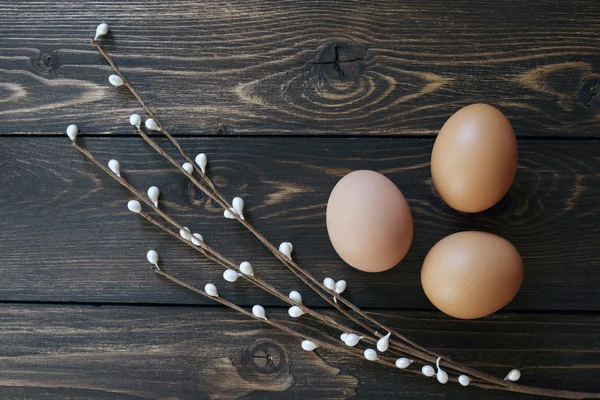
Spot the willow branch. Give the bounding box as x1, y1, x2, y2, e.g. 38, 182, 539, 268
72, 139, 425, 364
132, 126, 439, 361
157, 268, 600, 399
87, 37, 600, 400
92, 40, 398, 348
154, 268, 435, 379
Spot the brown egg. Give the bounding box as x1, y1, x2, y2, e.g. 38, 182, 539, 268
326, 170, 413, 273
431, 103, 518, 213
421, 231, 523, 319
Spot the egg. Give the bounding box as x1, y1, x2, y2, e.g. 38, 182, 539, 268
421, 231, 523, 319
326, 170, 413, 273
431, 104, 518, 213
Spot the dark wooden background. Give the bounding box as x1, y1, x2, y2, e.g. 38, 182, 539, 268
1, 1, 599, 399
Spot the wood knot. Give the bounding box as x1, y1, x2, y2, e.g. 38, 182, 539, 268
235, 38, 450, 132
313, 41, 370, 82
187, 176, 218, 206
31, 49, 60, 75
214, 123, 232, 135
579, 78, 600, 110
241, 338, 289, 379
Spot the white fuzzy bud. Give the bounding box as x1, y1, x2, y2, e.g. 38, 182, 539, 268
94, 23, 109, 40
191, 233, 204, 246
343, 333, 362, 347
437, 369, 448, 384
278, 242, 293, 259
289, 291, 302, 304
129, 114, 142, 129
108, 74, 124, 87
147, 186, 159, 207
323, 278, 335, 291
376, 332, 391, 353
505, 369, 521, 382
66, 124, 78, 142
435, 358, 449, 384
223, 269, 241, 282
146, 250, 159, 268
288, 306, 305, 318
458, 375, 471, 386
127, 200, 141, 213
364, 349, 378, 361
179, 227, 192, 241
340, 333, 349, 342
239, 261, 253, 276
395, 358, 412, 369
224, 197, 245, 220
252, 305, 266, 320
422, 365, 435, 377
301, 340, 317, 351
182, 162, 193, 175
204, 283, 218, 297
232, 197, 244, 217
144, 118, 160, 131
108, 159, 120, 177
334, 280, 347, 294
195, 153, 208, 174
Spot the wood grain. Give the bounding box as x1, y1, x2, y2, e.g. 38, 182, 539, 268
1, 136, 598, 310
1, 304, 599, 399
2, 2, 600, 399
1, 0, 600, 137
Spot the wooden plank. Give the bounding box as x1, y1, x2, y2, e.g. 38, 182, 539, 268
1, 304, 599, 399
1, 136, 599, 310
1, 0, 600, 137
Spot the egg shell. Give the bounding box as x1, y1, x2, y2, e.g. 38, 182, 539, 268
421, 231, 523, 319
326, 170, 413, 273
431, 103, 518, 213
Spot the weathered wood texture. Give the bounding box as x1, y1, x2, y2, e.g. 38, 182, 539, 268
2, 304, 599, 399
1, 0, 600, 137
1, 136, 598, 310
2, 1, 600, 399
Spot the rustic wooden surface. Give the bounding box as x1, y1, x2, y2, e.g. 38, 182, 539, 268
1, 137, 600, 310
1, 0, 600, 137
2, 305, 600, 400
1, 0, 600, 399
